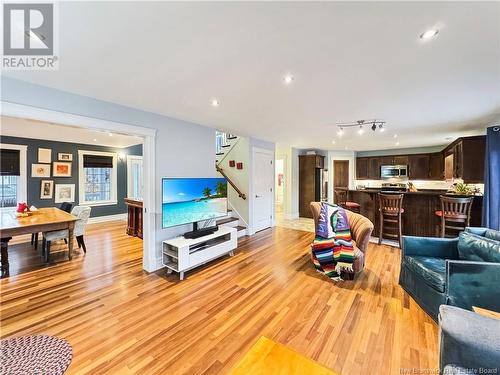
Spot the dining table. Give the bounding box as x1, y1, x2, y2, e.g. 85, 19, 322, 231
0, 207, 79, 278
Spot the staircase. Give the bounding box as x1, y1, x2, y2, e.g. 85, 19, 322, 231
215, 131, 247, 237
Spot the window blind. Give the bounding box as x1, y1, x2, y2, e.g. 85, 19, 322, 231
83, 154, 113, 168
0, 149, 20, 176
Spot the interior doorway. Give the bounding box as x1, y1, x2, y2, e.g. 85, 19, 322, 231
333, 160, 349, 202
252, 147, 274, 233
275, 159, 284, 213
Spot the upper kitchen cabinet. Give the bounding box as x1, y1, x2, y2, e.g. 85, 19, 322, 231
408, 154, 430, 179
428, 153, 444, 180
368, 157, 381, 179
356, 157, 369, 179
443, 136, 486, 183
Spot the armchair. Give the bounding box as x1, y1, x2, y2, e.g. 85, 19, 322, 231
399, 228, 500, 321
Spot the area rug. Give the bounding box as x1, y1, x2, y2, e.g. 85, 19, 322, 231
0, 335, 73, 375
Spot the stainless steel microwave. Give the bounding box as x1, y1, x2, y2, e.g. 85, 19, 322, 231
381, 165, 408, 179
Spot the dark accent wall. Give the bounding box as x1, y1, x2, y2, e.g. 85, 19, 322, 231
0, 135, 142, 217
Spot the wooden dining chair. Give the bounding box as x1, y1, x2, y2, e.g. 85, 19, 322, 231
378, 193, 405, 248
334, 188, 361, 213
435, 195, 474, 238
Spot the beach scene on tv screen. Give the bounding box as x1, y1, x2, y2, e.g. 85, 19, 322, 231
162, 178, 227, 228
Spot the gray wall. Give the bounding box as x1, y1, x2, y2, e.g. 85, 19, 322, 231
357, 145, 446, 157
0, 135, 142, 217
2, 77, 218, 271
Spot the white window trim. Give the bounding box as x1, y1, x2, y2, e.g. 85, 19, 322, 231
126, 155, 143, 200
0, 143, 27, 209
78, 150, 118, 207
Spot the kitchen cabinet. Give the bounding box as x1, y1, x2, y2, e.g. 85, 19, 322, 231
368, 157, 380, 179
443, 136, 485, 183
356, 158, 369, 179
393, 155, 409, 165
428, 153, 444, 180
408, 154, 430, 179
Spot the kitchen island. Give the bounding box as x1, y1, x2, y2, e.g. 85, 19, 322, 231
347, 189, 483, 237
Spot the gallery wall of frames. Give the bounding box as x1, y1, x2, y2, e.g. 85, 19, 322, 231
0, 135, 142, 217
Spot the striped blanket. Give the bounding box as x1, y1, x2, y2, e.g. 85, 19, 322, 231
311, 202, 355, 281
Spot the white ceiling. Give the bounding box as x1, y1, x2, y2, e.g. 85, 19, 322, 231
0, 116, 143, 148
4, 1, 500, 151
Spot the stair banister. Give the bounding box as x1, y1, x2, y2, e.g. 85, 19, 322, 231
216, 164, 247, 200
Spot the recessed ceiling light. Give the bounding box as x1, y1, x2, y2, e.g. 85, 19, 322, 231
93, 138, 97, 142
395, 141, 400, 146
393, 134, 398, 138
108, 132, 113, 137
211, 99, 220, 107
420, 29, 439, 40
283, 75, 294, 84
331, 139, 336, 144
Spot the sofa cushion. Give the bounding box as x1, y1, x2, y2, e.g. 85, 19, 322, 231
485, 229, 500, 242
458, 232, 500, 263
404, 256, 446, 292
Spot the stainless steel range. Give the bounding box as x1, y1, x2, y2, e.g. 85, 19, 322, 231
381, 182, 407, 193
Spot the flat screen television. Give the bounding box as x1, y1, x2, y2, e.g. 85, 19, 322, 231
162, 177, 228, 229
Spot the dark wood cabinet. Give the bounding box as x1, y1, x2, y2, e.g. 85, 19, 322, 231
429, 153, 444, 180
368, 157, 380, 179
443, 136, 485, 183
299, 155, 325, 218
393, 155, 409, 165
356, 158, 369, 179
408, 154, 430, 179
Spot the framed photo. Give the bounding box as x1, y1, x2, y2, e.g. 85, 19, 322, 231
31, 163, 51, 178
58, 153, 73, 161
40, 180, 54, 199
38, 148, 52, 163
53, 162, 72, 177
55, 184, 75, 203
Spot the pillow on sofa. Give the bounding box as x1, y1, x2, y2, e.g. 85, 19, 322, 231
457, 232, 500, 263
485, 229, 500, 242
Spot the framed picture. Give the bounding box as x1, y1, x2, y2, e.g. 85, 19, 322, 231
31, 163, 51, 178
53, 162, 72, 177
40, 180, 54, 199
58, 153, 73, 161
54, 184, 75, 203
38, 148, 52, 163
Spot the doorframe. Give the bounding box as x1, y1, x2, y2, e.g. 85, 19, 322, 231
1, 101, 157, 272
250, 146, 275, 235
127, 154, 143, 199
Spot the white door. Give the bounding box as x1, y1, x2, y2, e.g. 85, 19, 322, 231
127, 155, 143, 199
253, 149, 274, 232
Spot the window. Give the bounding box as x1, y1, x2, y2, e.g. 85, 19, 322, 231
0, 144, 27, 208
78, 150, 117, 206
127, 155, 143, 200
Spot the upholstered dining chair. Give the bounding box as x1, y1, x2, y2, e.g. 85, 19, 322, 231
42, 206, 91, 262
32, 202, 73, 250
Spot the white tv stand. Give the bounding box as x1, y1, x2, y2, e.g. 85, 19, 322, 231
162, 226, 237, 280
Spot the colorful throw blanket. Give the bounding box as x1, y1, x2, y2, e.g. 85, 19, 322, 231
311, 202, 355, 281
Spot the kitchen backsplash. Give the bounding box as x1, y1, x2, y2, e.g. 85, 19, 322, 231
355, 179, 484, 193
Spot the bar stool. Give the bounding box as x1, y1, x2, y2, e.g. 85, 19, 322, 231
334, 189, 360, 213
378, 193, 404, 248
435, 195, 474, 238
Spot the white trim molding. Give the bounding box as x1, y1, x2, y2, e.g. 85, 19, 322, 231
0, 143, 28, 205
78, 150, 118, 207
87, 213, 127, 224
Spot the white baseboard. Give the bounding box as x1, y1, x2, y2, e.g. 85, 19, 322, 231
88, 213, 127, 224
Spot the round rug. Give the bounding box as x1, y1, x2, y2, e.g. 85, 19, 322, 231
0, 335, 73, 375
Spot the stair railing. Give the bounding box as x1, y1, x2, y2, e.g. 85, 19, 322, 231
216, 164, 246, 200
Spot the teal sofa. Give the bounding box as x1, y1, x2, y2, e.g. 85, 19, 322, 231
399, 227, 500, 321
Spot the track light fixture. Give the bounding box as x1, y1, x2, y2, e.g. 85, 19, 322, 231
336, 120, 386, 135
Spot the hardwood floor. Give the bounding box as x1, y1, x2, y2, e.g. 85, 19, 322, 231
0, 221, 438, 374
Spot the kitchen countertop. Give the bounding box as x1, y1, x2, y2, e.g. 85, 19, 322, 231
349, 188, 482, 197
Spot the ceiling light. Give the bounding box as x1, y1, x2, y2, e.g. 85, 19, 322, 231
395, 141, 400, 146
331, 139, 336, 144
337, 128, 344, 137
93, 138, 97, 142
283, 75, 294, 84
420, 29, 439, 40
211, 99, 220, 107
108, 132, 113, 137
357, 126, 364, 135
379, 124, 385, 132
393, 134, 398, 138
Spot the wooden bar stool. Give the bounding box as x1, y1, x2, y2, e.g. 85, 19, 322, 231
334, 189, 360, 213
378, 193, 404, 248
435, 195, 474, 238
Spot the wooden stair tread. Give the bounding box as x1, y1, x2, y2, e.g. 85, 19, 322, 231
217, 217, 238, 225
236, 225, 246, 231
